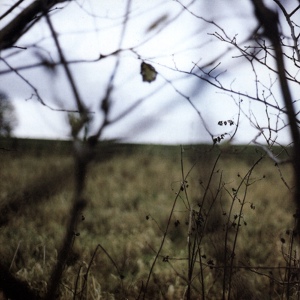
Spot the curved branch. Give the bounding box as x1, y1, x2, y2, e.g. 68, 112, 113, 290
0, 0, 66, 50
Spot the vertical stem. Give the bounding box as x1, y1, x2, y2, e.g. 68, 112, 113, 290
45, 159, 87, 300
253, 0, 300, 231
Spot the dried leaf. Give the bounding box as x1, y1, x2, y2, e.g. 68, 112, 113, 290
140, 62, 157, 83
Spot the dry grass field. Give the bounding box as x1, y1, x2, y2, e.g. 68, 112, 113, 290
0, 140, 297, 299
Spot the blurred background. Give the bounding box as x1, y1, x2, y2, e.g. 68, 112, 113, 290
0, 0, 295, 144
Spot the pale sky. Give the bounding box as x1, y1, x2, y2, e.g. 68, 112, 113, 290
0, 0, 295, 145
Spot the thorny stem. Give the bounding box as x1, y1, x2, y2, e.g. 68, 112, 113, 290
227, 157, 263, 299
141, 183, 181, 299
187, 152, 221, 299
142, 147, 197, 299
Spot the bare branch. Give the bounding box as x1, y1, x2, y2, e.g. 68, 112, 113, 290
0, 0, 67, 50
0, 0, 25, 21
252, 0, 300, 231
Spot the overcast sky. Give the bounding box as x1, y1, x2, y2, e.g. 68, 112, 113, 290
0, 0, 296, 144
